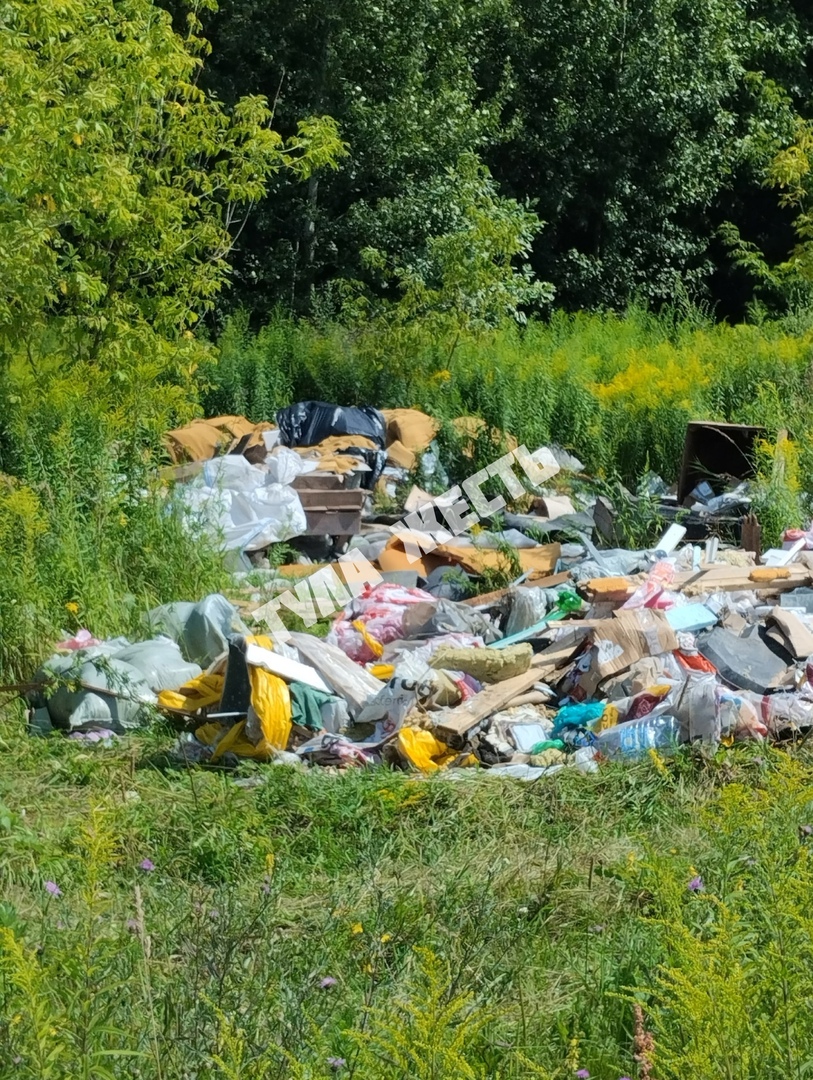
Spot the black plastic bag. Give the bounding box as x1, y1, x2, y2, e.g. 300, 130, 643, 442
276, 401, 386, 449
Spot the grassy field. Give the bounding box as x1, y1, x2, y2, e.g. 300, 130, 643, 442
5, 306, 813, 1078
3, 706, 813, 1079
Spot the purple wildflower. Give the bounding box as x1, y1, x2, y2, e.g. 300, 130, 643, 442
139, 858, 155, 872
688, 876, 704, 892
44, 881, 61, 897
320, 976, 338, 989
801, 824, 813, 837
576, 1072, 590, 1079
327, 1058, 346, 1071
126, 919, 139, 933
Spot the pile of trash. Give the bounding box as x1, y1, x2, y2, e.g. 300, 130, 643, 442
22, 403, 813, 778
25, 494, 813, 780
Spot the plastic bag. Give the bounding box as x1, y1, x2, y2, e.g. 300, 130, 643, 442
56, 629, 101, 651
329, 582, 437, 662
397, 727, 457, 772
289, 633, 383, 719
295, 732, 378, 767
674, 671, 719, 743
180, 456, 307, 552
265, 446, 317, 485
716, 689, 768, 741
355, 672, 435, 733
145, 594, 245, 667
158, 672, 225, 712
37, 653, 156, 733
243, 659, 292, 754
621, 560, 677, 610
504, 588, 548, 637
400, 599, 501, 643
276, 401, 386, 449
114, 638, 202, 693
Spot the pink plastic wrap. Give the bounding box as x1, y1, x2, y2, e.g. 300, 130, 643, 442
329, 582, 436, 663
783, 526, 813, 550
56, 629, 102, 651
621, 560, 677, 611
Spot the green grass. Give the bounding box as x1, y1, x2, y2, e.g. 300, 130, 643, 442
3, 703, 813, 1079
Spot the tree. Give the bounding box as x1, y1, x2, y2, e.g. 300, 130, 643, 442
347, 154, 553, 333
0, 0, 344, 369
472, 0, 753, 309
194, 0, 510, 314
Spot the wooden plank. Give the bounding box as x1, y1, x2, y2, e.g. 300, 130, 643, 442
461, 586, 510, 608
433, 669, 542, 748
434, 635, 585, 748
674, 564, 811, 597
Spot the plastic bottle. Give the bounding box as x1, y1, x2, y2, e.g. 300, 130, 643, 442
594, 714, 681, 759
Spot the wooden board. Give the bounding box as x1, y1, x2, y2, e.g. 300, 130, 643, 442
433, 669, 543, 748
674, 564, 812, 597
434, 635, 584, 748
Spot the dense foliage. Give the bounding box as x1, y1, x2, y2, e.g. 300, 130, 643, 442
195, 0, 813, 317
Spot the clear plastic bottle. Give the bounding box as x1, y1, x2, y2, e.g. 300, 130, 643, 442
594, 714, 681, 759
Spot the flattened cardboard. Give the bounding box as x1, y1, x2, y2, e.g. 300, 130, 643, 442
378, 534, 560, 578
565, 609, 678, 701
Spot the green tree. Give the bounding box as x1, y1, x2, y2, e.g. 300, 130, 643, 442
0, 0, 344, 371
347, 154, 553, 333
195, 0, 510, 314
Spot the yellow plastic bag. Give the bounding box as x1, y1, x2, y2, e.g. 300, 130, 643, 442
595, 703, 619, 733
397, 726, 457, 772
368, 662, 394, 681
158, 673, 224, 712
210, 719, 285, 762
243, 634, 292, 754
176, 636, 294, 761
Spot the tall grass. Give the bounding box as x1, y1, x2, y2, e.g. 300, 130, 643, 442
202, 306, 813, 490
0, 359, 225, 683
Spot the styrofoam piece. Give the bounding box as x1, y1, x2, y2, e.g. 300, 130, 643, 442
763, 538, 806, 567
244, 642, 331, 693
665, 603, 717, 633
654, 523, 687, 555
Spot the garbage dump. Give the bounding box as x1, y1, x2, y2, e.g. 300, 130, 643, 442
23, 404, 813, 780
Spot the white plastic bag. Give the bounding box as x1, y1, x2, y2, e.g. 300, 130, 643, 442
40, 654, 156, 732
265, 447, 317, 485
